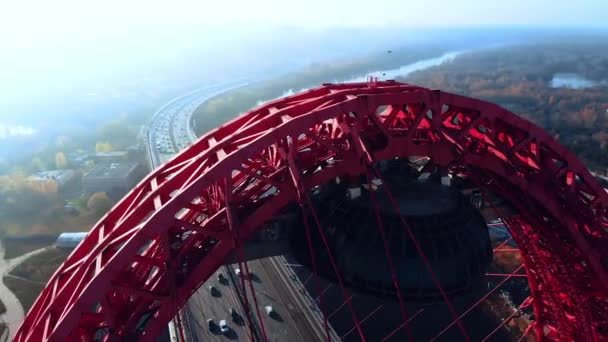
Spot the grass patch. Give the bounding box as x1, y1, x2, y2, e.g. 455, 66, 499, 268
0, 322, 7, 340
2, 239, 54, 260
10, 248, 70, 283
5, 247, 70, 311
1, 208, 100, 238
4, 276, 44, 313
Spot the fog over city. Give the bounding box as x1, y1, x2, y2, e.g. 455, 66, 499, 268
1, 1, 606, 157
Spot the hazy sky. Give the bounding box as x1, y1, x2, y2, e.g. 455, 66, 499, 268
0, 0, 606, 120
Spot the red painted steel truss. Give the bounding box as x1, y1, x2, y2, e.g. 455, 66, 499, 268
15, 81, 608, 341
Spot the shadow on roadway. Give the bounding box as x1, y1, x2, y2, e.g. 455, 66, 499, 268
269, 310, 284, 323
224, 328, 239, 340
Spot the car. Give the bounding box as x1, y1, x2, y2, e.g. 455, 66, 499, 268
217, 272, 226, 283
207, 319, 216, 332
235, 268, 251, 279
229, 308, 237, 319
265, 305, 274, 316
209, 285, 218, 296
219, 319, 228, 334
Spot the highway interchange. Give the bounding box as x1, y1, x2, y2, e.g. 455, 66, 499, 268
146, 83, 334, 341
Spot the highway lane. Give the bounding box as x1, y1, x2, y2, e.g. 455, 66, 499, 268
147, 83, 251, 342
180, 95, 332, 340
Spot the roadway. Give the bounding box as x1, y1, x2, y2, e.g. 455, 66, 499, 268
146, 82, 333, 341
146, 83, 251, 342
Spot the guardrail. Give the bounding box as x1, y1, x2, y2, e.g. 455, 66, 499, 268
269, 256, 342, 341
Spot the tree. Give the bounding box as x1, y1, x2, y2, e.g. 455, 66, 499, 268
87, 192, 114, 216
30, 157, 47, 173
56, 135, 71, 147
0, 185, 54, 218
55, 152, 68, 169
26, 179, 58, 194
95, 142, 113, 153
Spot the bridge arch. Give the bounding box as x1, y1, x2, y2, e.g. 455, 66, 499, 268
16, 81, 608, 341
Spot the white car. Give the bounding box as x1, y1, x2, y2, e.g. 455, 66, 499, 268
265, 305, 274, 316
235, 268, 252, 279
219, 319, 228, 334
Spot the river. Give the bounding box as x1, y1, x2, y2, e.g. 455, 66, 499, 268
343, 50, 462, 83
550, 73, 598, 89
258, 50, 463, 104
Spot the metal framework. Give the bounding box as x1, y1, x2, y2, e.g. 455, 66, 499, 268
15, 81, 608, 341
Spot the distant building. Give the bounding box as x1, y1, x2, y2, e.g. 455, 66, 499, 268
82, 161, 143, 199
56, 232, 87, 248
27, 169, 80, 193
93, 151, 129, 162
67, 152, 90, 167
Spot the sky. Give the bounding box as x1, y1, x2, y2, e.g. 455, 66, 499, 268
0, 0, 606, 138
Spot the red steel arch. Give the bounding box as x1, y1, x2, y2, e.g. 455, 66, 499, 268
15, 81, 608, 341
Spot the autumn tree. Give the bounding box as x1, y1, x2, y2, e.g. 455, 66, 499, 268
0, 172, 55, 218
95, 142, 113, 153
55, 152, 68, 169
56, 135, 71, 147
87, 192, 114, 216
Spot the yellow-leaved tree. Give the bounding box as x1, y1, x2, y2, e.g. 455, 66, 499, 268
95, 142, 113, 153
87, 192, 114, 216
55, 152, 68, 169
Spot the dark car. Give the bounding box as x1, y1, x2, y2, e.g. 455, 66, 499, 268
207, 319, 216, 332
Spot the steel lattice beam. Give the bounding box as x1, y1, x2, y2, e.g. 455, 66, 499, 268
15, 81, 608, 341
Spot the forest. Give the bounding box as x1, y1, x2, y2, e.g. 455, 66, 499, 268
403, 40, 608, 170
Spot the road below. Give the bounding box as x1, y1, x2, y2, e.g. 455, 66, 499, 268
148, 81, 334, 341
0, 241, 51, 340
146, 82, 255, 342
